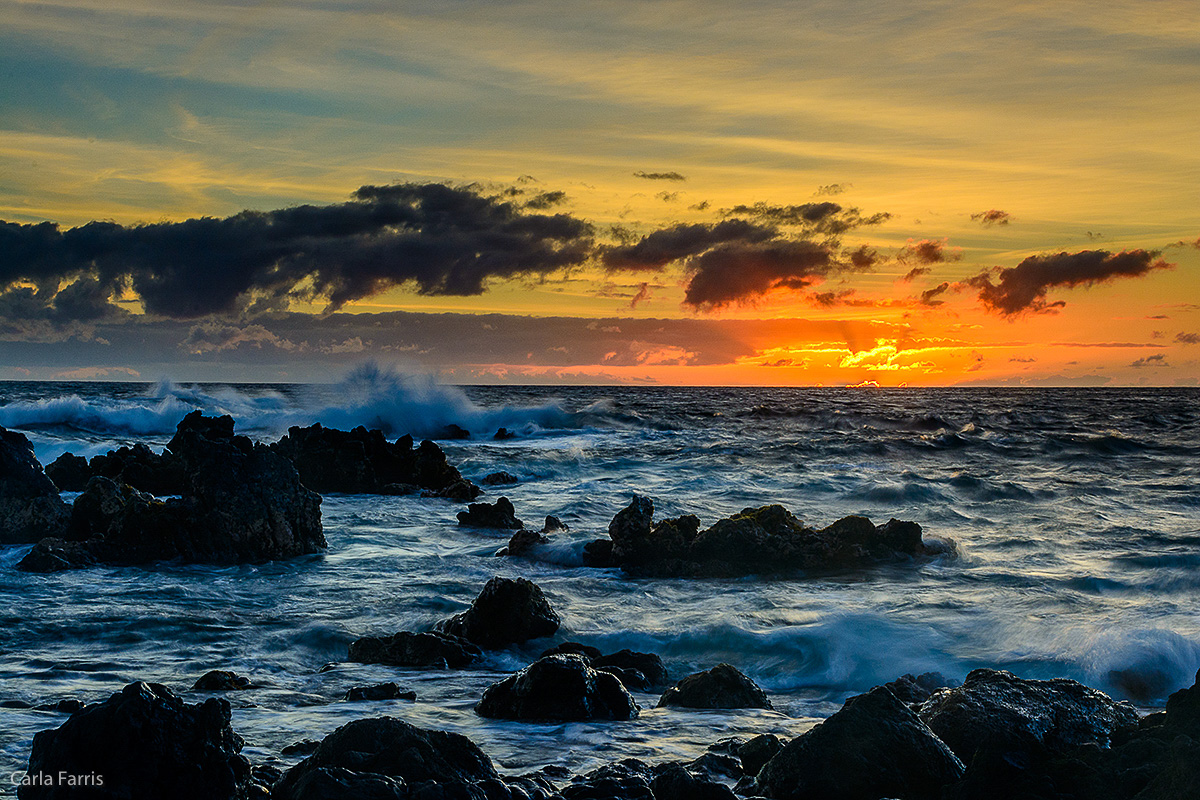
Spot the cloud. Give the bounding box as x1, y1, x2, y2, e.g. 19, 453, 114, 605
682, 239, 839, 309
656, 191, 679, 202
722, 202, 891, 235
182, 322, 296, 354
900, 266, 931, 282
964, 249, 1172, 317
633, 171, 686, 181
1176, 332, 1200, 345
601, 219, 776, 271
1131, 353, 1169, 368
629, 282, 651, 309
0, 182, 596, 320
52, 366, 142, 380
815, 183, 848, 196
897, 238, 961, 265
918, 282, 951, 306
522, 190, 568, 209
971, 209, 1011, 227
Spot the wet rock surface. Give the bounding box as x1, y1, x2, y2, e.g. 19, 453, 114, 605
348, 630, 483, 669
0, 426, 69, 545
192, 670, 252, 691
476, 653, 640, 721
435, 576, 560, 649
269, 424, 473, 495
343, 682, 415, 702
17, 412, 325, 571
657, 663, 771, 710
457, 496, 523, 529
18, 681, 250, 800
757, 685, 965, 800
586, 495, 953, 577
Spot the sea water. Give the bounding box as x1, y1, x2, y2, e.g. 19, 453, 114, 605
1, 367, 1198, 780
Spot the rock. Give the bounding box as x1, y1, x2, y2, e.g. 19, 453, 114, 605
441, 424, 471, 440
919, 668, 1140, 763
540, 642, 605, 661
598, 496, 953, 577
651, 763, 737, 800
657, 663, 771, 710
35, 699, 87, 714
348, 630, 482, 669
0, 426, 69, 545
88, 443, 187, 496
18, 681, 250, 800
281, 739, 320, 757
737, 733, 783, 777
493, 428, 515, 440
594, 649, 669, 689
1163, 667, 1200, 735
343, 682, 415, 702
272, 717, 500, 800
476, 653, 640, 721
457, 496, 523, 529
756, 685, 965, 800
425, 478, 482, 501
192, 670, 252, 691
17, 537, 97, 572
270, 425, 470, 494
541, 515, 569, 533
19, 412, 325, 571
435, 576, 560, 649
882, 671, 959, 706
379, 482, 419, 495
560, 759, 655, 799
44, 453, 91, 492
482, 471, 518, 486
503, 528, 550, 558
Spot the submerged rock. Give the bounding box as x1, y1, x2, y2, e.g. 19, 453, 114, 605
457, 496, 523, 529
19, 681, 250, 800
269, 424, 472, 495
18, 412, 325, 571
0, 426, 69, 545
343, 682, 415, 702
435, 576, 560, 649
482, 471, 519, 485
756, 685, 965, 800
347, 630, 482, 669
192, 670, 252, 691
476, 653, 640, 721
657, 663, 771, 710
589, 495, 952, 577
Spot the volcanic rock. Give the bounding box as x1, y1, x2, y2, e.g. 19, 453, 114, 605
44, 453, 91, 492
88, 443, 187, 496
657, 663, 771, 710
476, 653, 640, 721
482, 471, 518, 485
457, 496, 523, 529
435, 576, 560, 649
18, 681, 250, 800
0, 426, 69, 545
343, 682, 415, 702
192, 670, 252, 691
756, 685, 965, 800
347, 630, 482, 669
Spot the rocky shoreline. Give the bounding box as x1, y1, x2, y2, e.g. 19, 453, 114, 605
4, 414, 1197, 798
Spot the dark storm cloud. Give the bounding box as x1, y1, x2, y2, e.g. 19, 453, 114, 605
964, 249, 1172, 317
601, 219, 777, 271
633, 171, 687, 181
722, 202, 891, 235
522, 190, 569, 209
0, 182, 596, 320
971, 209, 1011, 227
682, 239, 838, 309
897, 238, 960, 265
1131, 354, 1169, 368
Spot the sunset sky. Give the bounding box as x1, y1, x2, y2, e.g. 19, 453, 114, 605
2, 0, 1198, 385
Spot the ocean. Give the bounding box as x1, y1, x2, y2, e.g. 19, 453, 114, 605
1, 367, 1198, 782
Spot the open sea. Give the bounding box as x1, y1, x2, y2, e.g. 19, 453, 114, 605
1, 368, 1198, 784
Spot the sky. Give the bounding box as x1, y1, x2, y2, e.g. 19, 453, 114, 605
1, 0, 1198, 385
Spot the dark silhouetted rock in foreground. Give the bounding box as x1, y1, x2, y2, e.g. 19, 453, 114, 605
457, 496, 523, 529
435, 576, 560, 649
343, 682, 415, 702
587, 495, 954, 577
18, 681, 250, 800
44, 453, 91, 492
756, 685, 965, 800
269, 424, 472, 495
348, 630, 482, 669
18, 412, 325, 571
657, 663, 771, 710
476, 653, 640, 721
272, 717, 557, 800
0, 426, 69, 545
88, 443, 187, 496
919, 668, 1139, 764
192, 670, 252, 691
535, 642, 668, 692
883, 671, 959, 706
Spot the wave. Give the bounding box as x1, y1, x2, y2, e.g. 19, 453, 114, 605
0, 362, 639, 443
